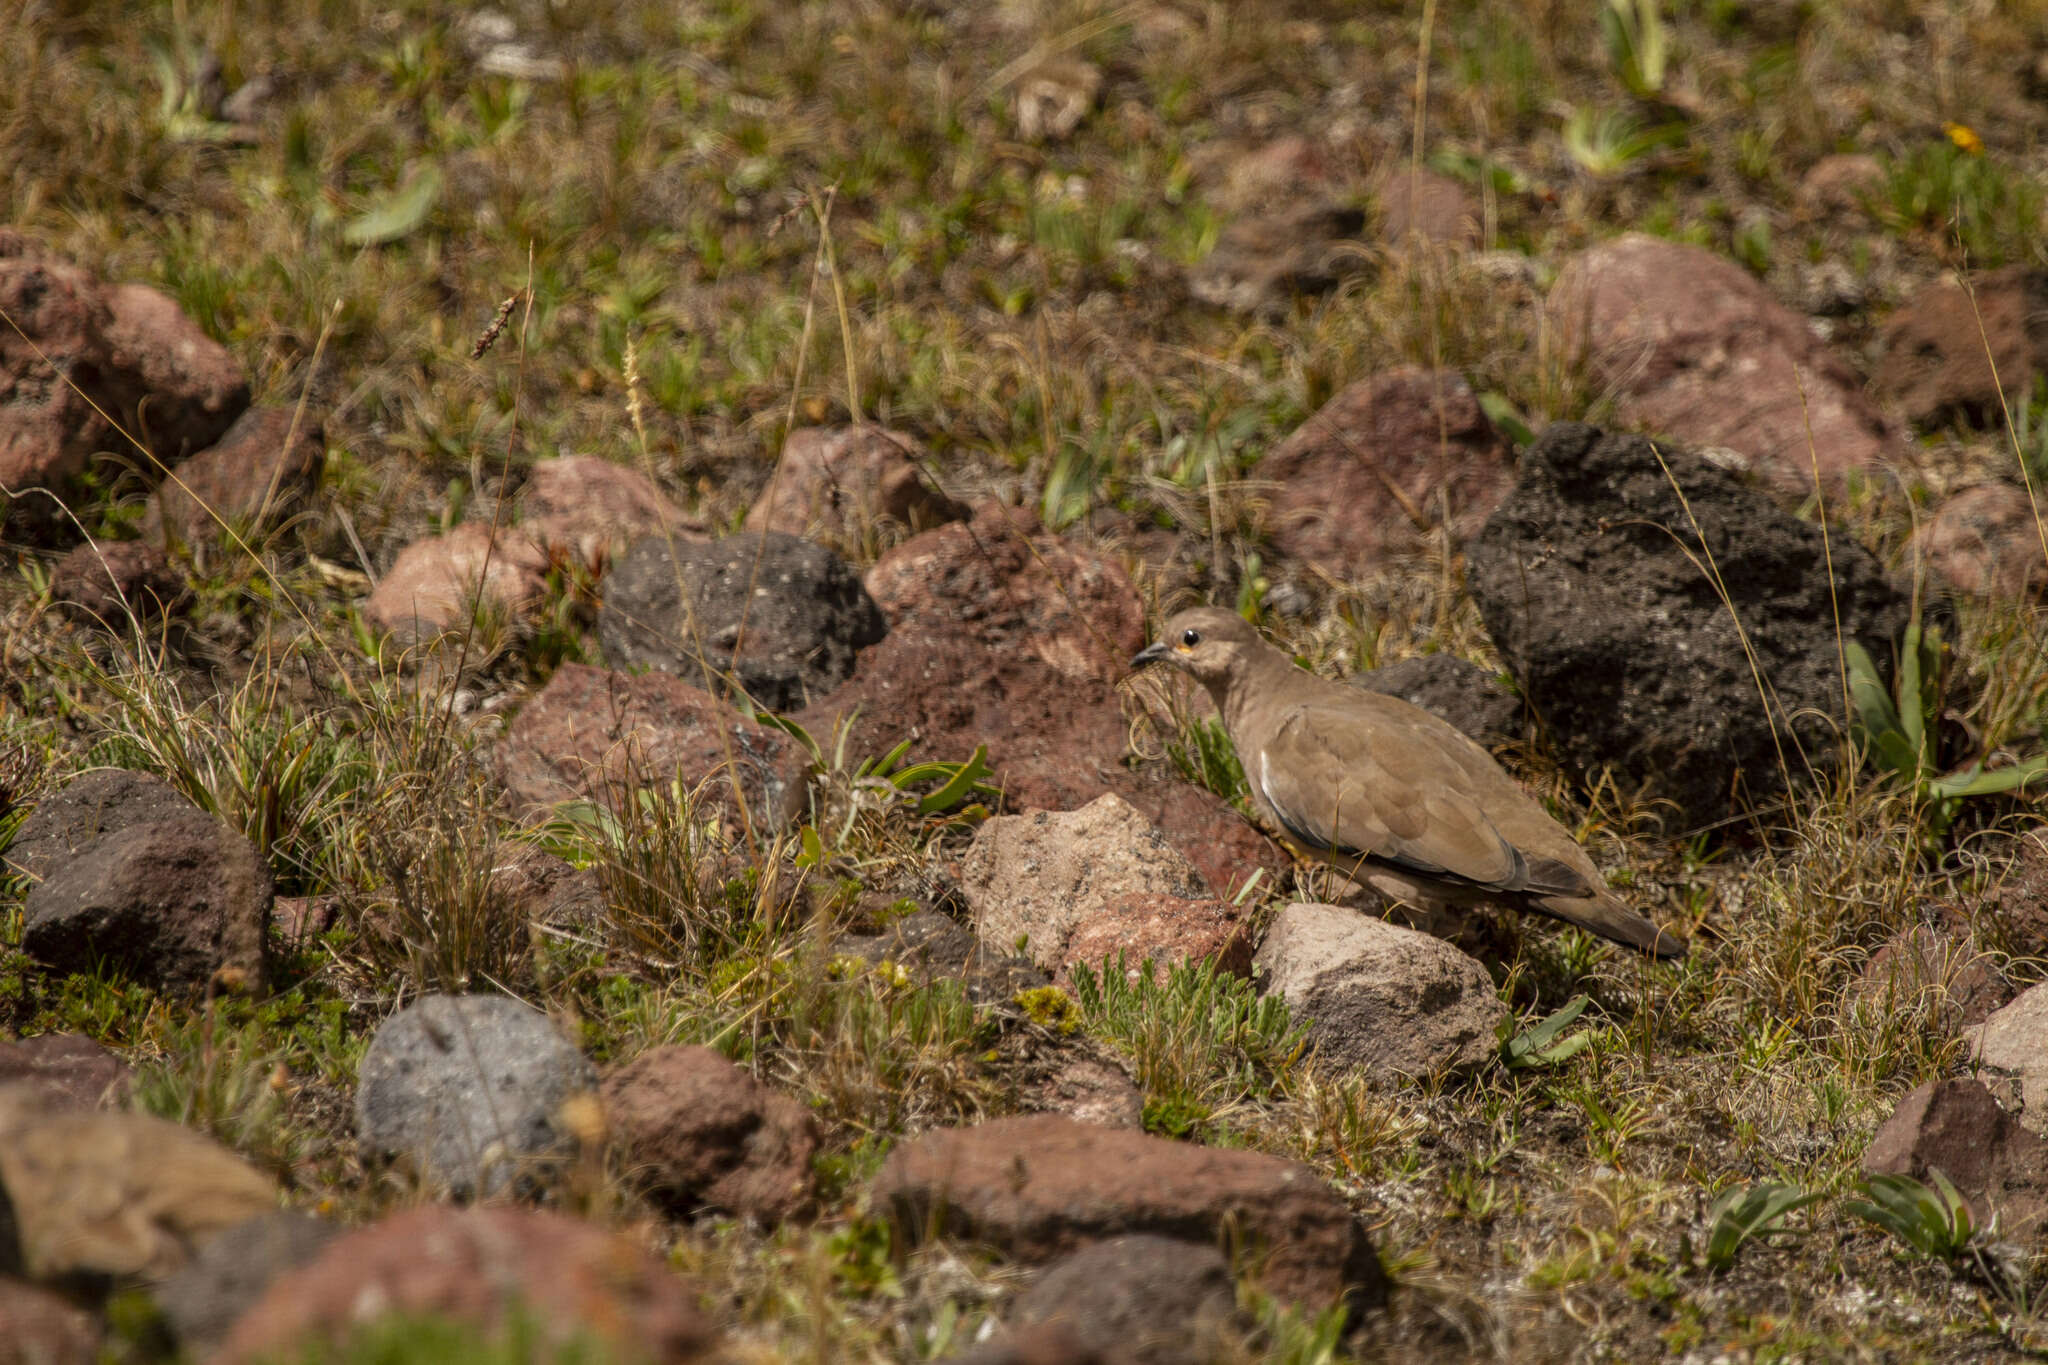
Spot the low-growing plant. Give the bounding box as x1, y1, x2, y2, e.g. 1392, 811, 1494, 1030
1165, 715, 1249, 810
1069, 955, 1307, 1134
1846, 1169, 1981, 1261
1699, 1181, 1825, 1272
1845, 618, 2047, 847
133, 1009, 300, 1172
1500, 994, 1594, 1070
1875, 141, 2047, 267
1562, 107, 1688, 177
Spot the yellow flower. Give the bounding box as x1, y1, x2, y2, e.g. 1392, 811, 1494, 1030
1944, 122, 1985, 156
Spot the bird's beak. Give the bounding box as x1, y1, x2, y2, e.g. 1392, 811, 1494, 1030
1130, 640, 1170, 670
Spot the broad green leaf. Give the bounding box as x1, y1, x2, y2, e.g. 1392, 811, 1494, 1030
342, 165, 444, 246
915, 745, 992, 816
1929, 756, 2048, 800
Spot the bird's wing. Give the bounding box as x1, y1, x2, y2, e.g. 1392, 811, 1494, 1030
1254, 699, 1583, 896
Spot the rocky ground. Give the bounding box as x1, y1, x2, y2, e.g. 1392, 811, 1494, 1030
3, 1, 2048, 1361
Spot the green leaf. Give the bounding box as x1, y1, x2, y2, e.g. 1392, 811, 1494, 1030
794, 824, 824, 869
1477, 392, 1535, 447
342, 165, 444, 246
1704, 1181, 1825, 1272
1501, 995, 1593, 1069
1929, 755, 2048, 800
914, 745, 992, 816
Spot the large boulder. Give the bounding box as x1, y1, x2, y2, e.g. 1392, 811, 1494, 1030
1549, 233, 1904, 491
601, 1045, 819, 1224
599, 530, 886, 712
1466, 422, 1910, 833
494, 662, 809, 832
1254, 903, 1507, 1077
23, 808, 272, 996
354, 993, 598, 1200
873, 1113, 1384, 1311
1256, 367, 1515, 583
958, 795, 1250, 981
215, 1205, 721, 1365
3, 768, 194, 885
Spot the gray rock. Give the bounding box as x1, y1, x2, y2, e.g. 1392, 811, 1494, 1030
1352, 653, 1523, 752
23, 809, 272, 996
355, 994, 597, 1200
1254, 903, 1506, 1077
599, 531, 886, 712
1010, 1235, 1240, 1365
1466, 422, 1909, 834
155, 1211, 338, 1356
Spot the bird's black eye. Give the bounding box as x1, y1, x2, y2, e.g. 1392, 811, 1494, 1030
1181, 628, 1202, 647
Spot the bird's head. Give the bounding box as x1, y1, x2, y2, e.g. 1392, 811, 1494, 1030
1130, 606, 1268, 690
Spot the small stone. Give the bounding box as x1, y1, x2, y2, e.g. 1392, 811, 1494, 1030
1375, 166, 1480, 248
1864, 1079, 2048, 1240
3, 768, 196, 886
518, 455, 695, 573
1009, 1234, 1240, 1365
1254, 903, 1507, 1077
1189, 203, 1368, 317
215, 1205, 720, 1365
874, 1113, 1384, 1310
602, 1046, 819, 1224
154, 1212, 338, 1356
1027, 1055, 1143, 1129
354, 993, 598, 1200
1852, 924, 2009, 1032
1796, 154, 1885, 218
0, 1276, 101, 1365
832, 910, 1048, 1008
749, 424, 967, 549
1013, 59, 1100, 142
1912, 483, 2048, 599
146, 405, 324, 543
49, 540, 186, 628
360, 522, 552, 645
23, 809, 272, 996
0, 1035, 132, 1113
0, 1088, 277, 1282
598, 531, 886, 712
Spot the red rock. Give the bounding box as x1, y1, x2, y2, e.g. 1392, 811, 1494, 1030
1865, 1079, 2048, 1239
49, 539, 185, 627
215, 1206, 721, 1365
3, 768, 195, 884
750, 424, 966, 550
1375, 166, 1480, 248
1029, 1056, 1143, 1129
1256, 366, 1514, 582
494, 662, 808, 832
147, 404, 324, 543
0, 1277, 101, 1365
1912, 483, 2048, 599
519, 454, 695, 572
99, 283, 248, 466
360, 522, 551, 644
873, 1114, 1385, 1310
1874, 268, 2048, 428
801, 628, 1286, 899
1958, 832, 2048, 959
1059, 892, 1253, 985
602, 1045, 819, 1223
864, 501, 1143, 687
0, 1034, 133, 1112
1550, 233, 1906, 491
0, 257, 126, 509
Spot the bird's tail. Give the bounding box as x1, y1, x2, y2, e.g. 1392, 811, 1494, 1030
1523, 890, 1688, 959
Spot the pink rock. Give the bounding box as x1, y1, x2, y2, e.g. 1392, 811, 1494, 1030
147, 404, 324, 542
1912, 482, 2048, 599
750, 424, 967, 548
1550, 233, 1906, 491
1257, 366, 1514, 581
360, 522, 551, 644
519, 454, 696, 572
